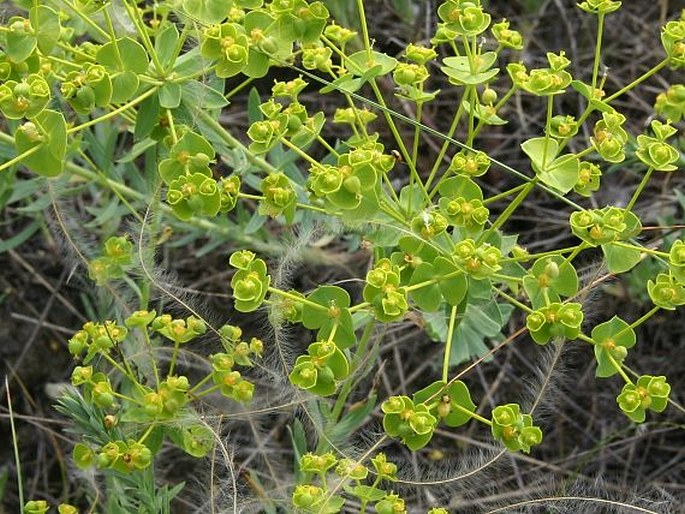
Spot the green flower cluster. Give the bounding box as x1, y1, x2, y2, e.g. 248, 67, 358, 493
68, 320, 128, 364
577, 0, 622, 14
289, 340, 350, 396
24, 500, 77, 514
363, 258, 409, 322
259, 172, 297, 220
229, 250, 271, 312
635, 120, 680, 172
382, 395, 438, 450
525, 302, 583, 344
61, 64, 112, 114
291, 451, 420, 513
661, 13, 685, 68
574, 161, 602, 196
591, 111, 629, 162
437, 0, 492, 37
647, 273, 685, 310
448, 149, 491, 177
309, 143, 393, 217
157, 130, 235, 220
591, 316, 636, 378
491, 18, 523, 49
569, 206, 641, 246
0, 73, 50, 119
452, 239, 502, 279
617, 375, 671, 422
490, 403, 543, 453
507, 52, 572, 96
654, 83, 685, 122
522, 255, 579, 309
88, 236, 133, 285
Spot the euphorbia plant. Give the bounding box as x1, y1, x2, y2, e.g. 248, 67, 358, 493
2, 0, 683, 512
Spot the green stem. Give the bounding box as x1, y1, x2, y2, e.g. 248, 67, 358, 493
369, 79, 430, 210
442, 306, 458, 382
626, 306, 660, 333
329, 321, 376, 422
501, 245, 580, 263
102, 8, 124, 69
0, 145, 41, 174
279, 137, 320, 167
495, 288, 533, 313
6, 377, 24, 511
592, 13, 606, 90
191, 107, 281, 175
268, 287, 326, 312
137, 424, 156, 445
225, 77, 255, 100
478, 181, 536, 244
59, 0, 109, 39
355, 0, 373, 60
120, 0, 165, 75
604, 59, 669, 103
482, 183, 528, 205
613, 241, 668, 259
189, 373, 214, 395
98, 351, 132, 382
425, 98, 465, 193
466, 86, 477, 147
607, 353, 633, 385
348, 301, 370, 314
194, 383, 222, 397
626, 167, 654, 211
563, 242, 587, 265
454, 402, 492, 426
168, 339, 181, 376
542, 95, 554, 169
67, 87, 159, 134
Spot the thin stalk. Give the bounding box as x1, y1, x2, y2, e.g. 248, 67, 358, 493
167, 339, 181, 377
0, 145, 41, 174
607, 353, 633, 384
626, 306, 660, 334
189, 373, 213, 395
563, 242, 587, 265
58, 0, 109, 39
613, 241, 669, 259
191, 107, 281, 175
6, 377, 24, 511
626, 167, 654, 211
478, 181, 536, 244
542, 95, 554, 169
225, 77, 255, 100
369, 79, 430, 208
495, 288, 533, 313
329, 321, 376, 422
67, 87, 159, 134
482, 183, 528, 205
591, 13, 606, 90
355, 0, 373, 61
604, 59, 669, 103
268, 287, 327, 312
442, 306, 458, 382
453, 402, 492, 426
425, 97, 466, 192
120, 0, 165, 75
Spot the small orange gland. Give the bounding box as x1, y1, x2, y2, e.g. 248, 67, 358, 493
502, 425, 518, 440
537, 273, 550, 288
220, 36, 235, 49
603, 338, 616, 351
